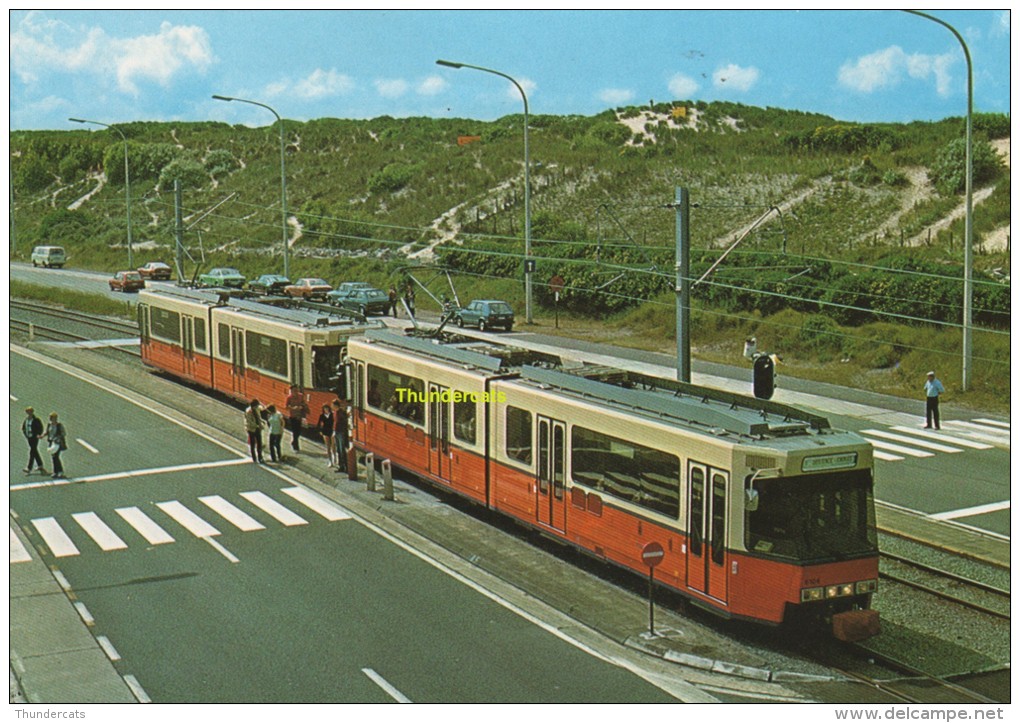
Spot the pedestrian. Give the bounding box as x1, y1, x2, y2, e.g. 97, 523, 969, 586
388, 286, 399, 318
332, 398, 349, 471
318, 403, 335, 467
285, 386, 309, 451
22, 407, 46, 474
924, 371, 945, 430
244, 399, 266, 464
45, 412, 67, 479
404, 284, 416, 318
266, 404, 284, 463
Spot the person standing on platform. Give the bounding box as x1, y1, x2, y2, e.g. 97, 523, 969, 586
46, 412, 67, 479
285, 386, 309, 452
22, 407, 46, 474
924, 371, 945, 429
404, 284, 416, 318
332, 398, 349, 471
265, 404, 284, 463
245, 399, 266, 464
388, 287, 399, 318
318, 403, 335, 467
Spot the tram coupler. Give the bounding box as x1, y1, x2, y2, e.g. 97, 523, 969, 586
365, 452, 376, 492
382, 459, 394, 501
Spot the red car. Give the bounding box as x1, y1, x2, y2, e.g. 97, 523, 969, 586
137, 261, 173, 280
283, 277, 332, 301
110, 271, 146, 293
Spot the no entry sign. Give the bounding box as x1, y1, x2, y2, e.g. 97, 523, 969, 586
642, 541, 665, 568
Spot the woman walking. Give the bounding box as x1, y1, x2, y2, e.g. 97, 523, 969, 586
317, 403, 335, 467
46, 412, 68, 479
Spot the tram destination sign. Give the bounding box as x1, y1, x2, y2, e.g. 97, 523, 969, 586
801, 452, 858, 472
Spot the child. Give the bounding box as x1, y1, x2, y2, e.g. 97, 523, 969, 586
266, 405, 284, 463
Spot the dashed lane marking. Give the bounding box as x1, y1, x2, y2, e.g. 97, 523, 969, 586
362, 668, 412, 703
76, 438, 99, 454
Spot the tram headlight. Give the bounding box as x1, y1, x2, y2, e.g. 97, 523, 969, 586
800, 587, 824, 602
855, 579, 878, 594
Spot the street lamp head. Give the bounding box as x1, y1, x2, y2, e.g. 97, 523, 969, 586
435, 59, 463, 69
68, 117, 87, 124
212, 94, 235, 102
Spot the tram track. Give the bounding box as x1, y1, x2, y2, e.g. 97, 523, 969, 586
10, 299, 140, 357
879, 551, 1010, 621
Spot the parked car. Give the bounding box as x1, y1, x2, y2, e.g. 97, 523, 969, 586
284, 277, 332, 301
327, 286, 390, 316
109, 270, 145, 293
31, 245, 66, 268
454, 300, 515, 331
249, 274, 291, 295
198, 267, 246, 288
137, 261, 173, 280
332, 281, 376, 297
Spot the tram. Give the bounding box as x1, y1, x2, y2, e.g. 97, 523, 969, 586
347, 329, 880, 636
136, 287, 384, 424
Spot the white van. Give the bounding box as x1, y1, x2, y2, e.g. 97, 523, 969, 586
31, 246, 67, 268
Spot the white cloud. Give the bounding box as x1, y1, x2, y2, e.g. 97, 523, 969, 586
598, 88, 635, 106
417, 75, 448, 96
375, 78, 409, 99
713, 63, 759, 92
838, 45, 956, 97
667, 73, 700, 98
293, 68, 355, 99
10, 14, 214, 95
508, 77, 536, 103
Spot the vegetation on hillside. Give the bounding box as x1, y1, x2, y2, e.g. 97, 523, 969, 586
9, 102, 1010, 408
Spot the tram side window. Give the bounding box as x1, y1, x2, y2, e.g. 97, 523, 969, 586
505, 406, 532, 466
453, 397, 476, 445
367, 364, 424, 425
571, 426, 680, 519
150, 308, 181, 344
217, 323, 230, 358
194, 318, 206, 352
246, 330, 288, 378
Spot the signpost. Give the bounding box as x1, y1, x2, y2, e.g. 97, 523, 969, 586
641, 541, 665, 636
549, 275, 565, 329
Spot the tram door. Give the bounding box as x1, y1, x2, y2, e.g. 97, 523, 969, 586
536, 416, 567, 531
686, 462, 729, 604
230, 327, 246, 397
427, 383, 452, 483
181, 317, 196, 378
289, 344, 305, 388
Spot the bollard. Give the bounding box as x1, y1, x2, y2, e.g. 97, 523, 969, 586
382, 459, 394, 501
365, 452, 375, 492
28, 323, 35, 342
346, 445, 358, 481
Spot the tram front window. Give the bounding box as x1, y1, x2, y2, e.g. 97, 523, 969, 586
746, 470, 876, 562
312, 346, 343, 394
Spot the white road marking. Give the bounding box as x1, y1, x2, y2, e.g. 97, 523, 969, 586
76, 438, 99, 454
97, 635, 121, 662
9, 458, 252, 492
973, 418, 1010, 430
280, 486, 352, 521
362, 668, 412, 703
115, 507, 175, 545
72, 512, 128, 551
31, 517, 80, 557
892, 426, 992, 450
929, 500, 1011, 521
199, 495, 266, 532
240, 491, 307, 527
861, 429, 964, 453
204, 537, 240, 563
124, 675, 151, 703
74, 601, 95, 626
865, 439, 933, 458
872, 450, 904, 462
941, 421, 1011, 446
155, 501, 221, 538
52, 570, 72, 592
10, 527, 32, 563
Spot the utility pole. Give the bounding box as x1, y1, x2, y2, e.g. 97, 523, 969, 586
674, 187, 691, 383
175, 179, 185, 283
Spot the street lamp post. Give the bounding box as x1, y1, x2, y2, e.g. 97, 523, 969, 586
436, 59, 533, 324
69, 118, 133, 268
903, 10, 973, 391
213, 95, 290, 279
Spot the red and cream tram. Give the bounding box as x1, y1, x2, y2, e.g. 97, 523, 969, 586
137, 287, 384, 425
347, 330, 880, 637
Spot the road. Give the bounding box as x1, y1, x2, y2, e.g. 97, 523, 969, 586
11, 261, 1010, 539
9, 350, 681, 703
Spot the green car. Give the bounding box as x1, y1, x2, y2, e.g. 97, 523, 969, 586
199, 267, 246, 288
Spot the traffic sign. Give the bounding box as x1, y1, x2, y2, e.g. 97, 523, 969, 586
549, 275, 565, 293
642, 541, 665, 568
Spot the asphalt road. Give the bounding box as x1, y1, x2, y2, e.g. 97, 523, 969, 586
9, 351, 680, 703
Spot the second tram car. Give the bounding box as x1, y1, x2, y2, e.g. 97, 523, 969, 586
347, 329, 880, 636
137, 287, 384, 425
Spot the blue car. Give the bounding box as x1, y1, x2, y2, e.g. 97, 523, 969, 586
454, 300, 515, 332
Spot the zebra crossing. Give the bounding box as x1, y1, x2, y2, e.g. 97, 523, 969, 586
859, 418, 1008, 463
11, 486, 352, 563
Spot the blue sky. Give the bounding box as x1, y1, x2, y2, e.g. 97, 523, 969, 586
9, 9, 1012, 131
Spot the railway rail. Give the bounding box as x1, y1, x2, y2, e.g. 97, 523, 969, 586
10, 299, 140, 357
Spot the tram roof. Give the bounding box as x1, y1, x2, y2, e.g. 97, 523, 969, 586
143, 286, 384, 330
360, 329, 830, 440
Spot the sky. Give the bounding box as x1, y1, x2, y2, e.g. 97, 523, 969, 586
7, 9, 1012, 131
